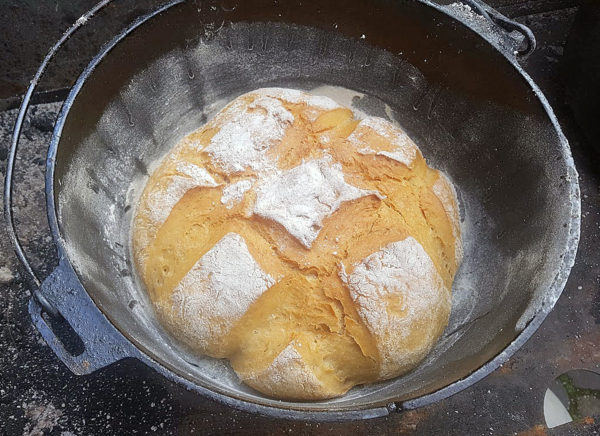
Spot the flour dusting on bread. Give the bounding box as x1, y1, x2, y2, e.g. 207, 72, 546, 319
203, 95, 293, 174
349, 116, 419, 167
221, 179, 254, 209
166, 233, 275, 352
253, 157, 382, 248
146, 164, 219, 226
340, 236, 450, 378
433, 173, 463, 264
240, 342, 329, 399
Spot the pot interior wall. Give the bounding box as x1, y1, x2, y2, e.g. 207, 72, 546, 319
53, 0, 574, 411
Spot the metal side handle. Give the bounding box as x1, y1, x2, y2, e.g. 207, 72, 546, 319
29, 259, 135, 375
4, 0, 179, 376
444, 0, 536, 59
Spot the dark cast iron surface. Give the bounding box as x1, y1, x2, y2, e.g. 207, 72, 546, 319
0, 0, 599, 434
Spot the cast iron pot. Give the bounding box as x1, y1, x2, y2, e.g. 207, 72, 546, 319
5, 0, 580, 420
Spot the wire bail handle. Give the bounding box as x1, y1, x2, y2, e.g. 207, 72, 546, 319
3, 0, 114, 316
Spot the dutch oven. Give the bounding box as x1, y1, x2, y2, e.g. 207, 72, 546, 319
5, 0, 580, 420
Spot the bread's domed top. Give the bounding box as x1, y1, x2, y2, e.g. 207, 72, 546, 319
133, 88, 462, 400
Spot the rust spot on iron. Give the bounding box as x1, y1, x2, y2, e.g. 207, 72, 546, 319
493, 359, 517, 376
557, 331, 600, 367
497, 362, 512, 375
397, 409, 429, 434
517, 424, 547, 436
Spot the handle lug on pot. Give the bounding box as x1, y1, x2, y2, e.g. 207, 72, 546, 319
29, 259, 135, 375
444, 0, 536, 58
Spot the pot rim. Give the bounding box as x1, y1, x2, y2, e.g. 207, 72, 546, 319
44, 0, 581, 420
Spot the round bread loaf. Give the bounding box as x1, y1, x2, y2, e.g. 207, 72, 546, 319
133, 88, 462, 400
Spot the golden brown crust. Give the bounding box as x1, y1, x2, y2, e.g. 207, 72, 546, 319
132, 88, 462, 400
